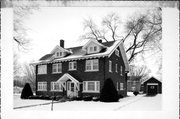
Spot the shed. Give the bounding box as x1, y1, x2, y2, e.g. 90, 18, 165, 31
141, 77, 162, 95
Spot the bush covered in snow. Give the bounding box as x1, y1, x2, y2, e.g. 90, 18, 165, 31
21, 83, 33, 99
83, 96, 93, 101
100, 78, 119, 102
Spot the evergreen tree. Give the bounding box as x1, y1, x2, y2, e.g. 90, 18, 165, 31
21, 83, 33, 99
100, 78, 119, 102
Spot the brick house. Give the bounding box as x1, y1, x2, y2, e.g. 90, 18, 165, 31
32, 39, 129, 98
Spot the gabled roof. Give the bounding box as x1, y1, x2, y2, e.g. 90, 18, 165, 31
50, 45, 71, 54
141, 76, 162, 84
33, 39, 129, 71
82, 39, 107, 50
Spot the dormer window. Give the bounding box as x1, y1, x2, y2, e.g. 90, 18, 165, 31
88, 45, 99, 54
56, 51, 63, 57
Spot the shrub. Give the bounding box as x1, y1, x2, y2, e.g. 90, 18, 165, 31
83, 96, 93, 101
72, 96, 83, 101
133, 91, 139, 96
92, 97, 100, 101
118, 94, 124, 99
100, 78, 119, 102
21, 83, 33, 99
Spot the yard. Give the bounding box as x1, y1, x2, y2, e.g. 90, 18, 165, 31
14, 92, 161, 111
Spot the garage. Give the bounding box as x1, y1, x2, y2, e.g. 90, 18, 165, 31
141, 77, 162, 95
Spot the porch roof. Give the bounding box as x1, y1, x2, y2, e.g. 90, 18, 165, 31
56, 73, 79, 84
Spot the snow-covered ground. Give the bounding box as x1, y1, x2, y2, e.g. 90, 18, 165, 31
14, 92, 161, 111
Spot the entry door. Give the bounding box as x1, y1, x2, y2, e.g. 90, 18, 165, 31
147, 85, 158, 95
67, 81, 78, 97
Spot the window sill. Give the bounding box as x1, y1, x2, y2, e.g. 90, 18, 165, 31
37, 90, 47, 91
82, 91, 100, 93
50, 90, 63, 92
37, 73, 47, 75
69, 69, 77, 71
85, 70, 99, 72
52, 72, 62, 74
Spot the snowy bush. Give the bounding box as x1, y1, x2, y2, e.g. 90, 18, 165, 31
21, 83, 33, 99
100, 78, 119, 102
83, 96, 93, 101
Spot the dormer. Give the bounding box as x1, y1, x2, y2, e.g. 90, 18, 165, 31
82, 39, 107, 54
50, 39, 71, 58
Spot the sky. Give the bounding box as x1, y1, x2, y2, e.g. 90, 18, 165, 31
16, 7, 160, 76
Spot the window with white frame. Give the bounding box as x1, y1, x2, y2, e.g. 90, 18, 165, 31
120, 83, 124, 90
38, 65, 47, 74
109, 60, 112, 72
117, 82, 119, 91
83, 81, 100, 92
69, 61, 77, 70
116, 64, 118, 72
51, 82, 63, 91
115, 49, 119, 57
120, 66, 123, 75
52, 63, 62, 73
38, 82, 47, 91
85, 59, 99, 71
56, 51, 63, 57
88, 45, 99, 54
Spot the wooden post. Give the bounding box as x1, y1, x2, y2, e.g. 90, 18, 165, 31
51, 98, 53, 111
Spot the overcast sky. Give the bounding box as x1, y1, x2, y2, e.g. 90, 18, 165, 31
16, 7, 160, 76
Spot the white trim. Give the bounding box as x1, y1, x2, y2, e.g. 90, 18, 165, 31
147, 83, 158, 85
56, 73, 79, 90
37, 65, 47, 74
82, 39, 106, 50
109, 60, 112, 72
83, 81, 100, 93
50, 45, 71, 54
85, 59, 99, 71
51, 82, 63, 92
69, 61, 77, 71
52, 63, 62, 73
37, 82, 47, 91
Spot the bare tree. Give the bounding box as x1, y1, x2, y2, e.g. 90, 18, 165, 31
129, 65, 150, 82
22, 63, 36, 91
80, 8, 162, 63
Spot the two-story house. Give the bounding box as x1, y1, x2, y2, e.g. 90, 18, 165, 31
33, 39, 129, 98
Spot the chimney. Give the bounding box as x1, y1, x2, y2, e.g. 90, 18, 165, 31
98, 39, 102, 43
60, 39, 64, 48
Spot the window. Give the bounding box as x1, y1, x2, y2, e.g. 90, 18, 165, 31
38, 82, 47, 91
115, 49, 119, 57
51, 82, 63, 91
120, 66, 123, 75
88, 45, 98, 54
94, 46, 97, 51
69, 61, 77, 70
38, 65, 47, 74
52, 63, 62, 73
85, 59, 99, 71
56, 51, 63, 57
120, 83, 124, 90
117, 82, 119, 91
116, 64, 118, 72
83, 81, 100, 93
109, 60, 112, 72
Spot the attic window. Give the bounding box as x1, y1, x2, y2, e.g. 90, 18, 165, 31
56, 52, 63, 57
115, 49, 119, 57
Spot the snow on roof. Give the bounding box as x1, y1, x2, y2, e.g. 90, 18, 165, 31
32, 39, 129, 71
141, 76, 162, 84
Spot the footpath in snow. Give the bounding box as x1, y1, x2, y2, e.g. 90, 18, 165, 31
14, 92, 161, 111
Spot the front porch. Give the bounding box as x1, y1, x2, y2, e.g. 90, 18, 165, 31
56, 73, 80, 98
